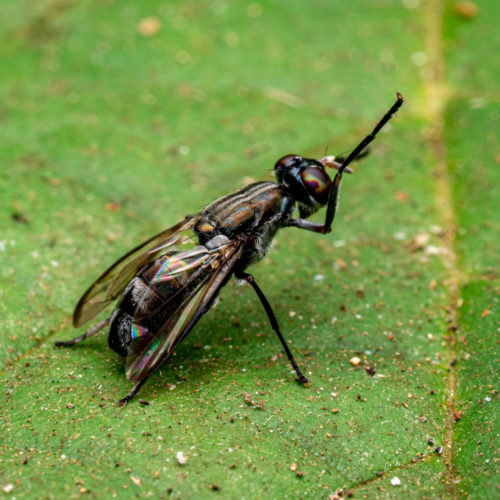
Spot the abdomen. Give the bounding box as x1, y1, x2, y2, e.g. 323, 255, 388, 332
108, 252, 206, 356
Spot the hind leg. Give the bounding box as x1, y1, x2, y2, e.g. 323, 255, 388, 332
55, 318, 110, 347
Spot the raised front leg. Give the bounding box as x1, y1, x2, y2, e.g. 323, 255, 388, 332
289, 93, 404, 235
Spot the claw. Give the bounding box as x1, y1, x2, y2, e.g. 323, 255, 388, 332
297, 376, 311, 387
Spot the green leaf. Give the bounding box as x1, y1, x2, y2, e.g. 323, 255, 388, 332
1, 0, 498, 497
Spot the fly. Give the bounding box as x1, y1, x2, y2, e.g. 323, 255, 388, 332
55, 93, 404, 404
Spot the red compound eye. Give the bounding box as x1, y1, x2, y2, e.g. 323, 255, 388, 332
301, 167, 332, 205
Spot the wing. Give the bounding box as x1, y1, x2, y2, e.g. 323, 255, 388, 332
73, 215, 200, 327
124, 238, 246, 383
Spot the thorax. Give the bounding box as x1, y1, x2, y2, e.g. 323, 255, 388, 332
195, 181, 295, 266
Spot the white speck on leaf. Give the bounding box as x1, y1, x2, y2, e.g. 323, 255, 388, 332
349, 357, 361, 366
131, 476, 141, 486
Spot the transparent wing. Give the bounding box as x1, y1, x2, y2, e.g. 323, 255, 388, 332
125, 239, 246, 383
73, 215, 200, 327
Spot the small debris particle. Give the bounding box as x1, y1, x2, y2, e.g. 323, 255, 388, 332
355, 289, 365, 299
290, 462, 298, 471
454, 410, 463, 421
2, 484, 14, 493
211, 484, 220, 491
408, 232, 430, 252
349, 356, 361, 366
137, 17, 161, 37
455, 1, 478, 19
365, 366, 376, 377
420, 416, 427, 423
428, 438, 435, 445
243, 392, 264, 409
434, 446, 443, 455
425, 245, 448, 256
296, 471, 304, 478
376, 471, 383, 477
481, 309, 491, 318
395, 191, 408, 202
450, 358, 457, 367
105, 201, 121, 212
66, 403, 74, 409
346, 490, 354, 498
229, 463, 237, 469
387, 334, 394, 341
130, 476, 141, 487
391, 477, 401, 486
429, 279, 437, 290
332, 408, 340, 414
11, 212, 29, 223
335, 257, 347, 270
193, 342, 202, 349
176, 451, 189, 465
139, 399, 150, 406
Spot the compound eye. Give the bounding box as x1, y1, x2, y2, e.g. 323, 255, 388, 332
274, 154, 302, 170
301, 167, 332, 205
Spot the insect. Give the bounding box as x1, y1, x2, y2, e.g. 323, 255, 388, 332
56, 93, 403, 404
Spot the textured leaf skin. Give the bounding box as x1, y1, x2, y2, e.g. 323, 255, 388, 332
0, 1, 497, 497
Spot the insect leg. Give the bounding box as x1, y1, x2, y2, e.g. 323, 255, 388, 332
117, 378, 148, 406
323, 93, 404, 231
54, 318, 110, 347
289, 94, 404, 235
236, 271, 310, 386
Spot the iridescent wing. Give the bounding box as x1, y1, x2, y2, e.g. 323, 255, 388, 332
73, 215, 200, 327
124, 238, 246, 383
